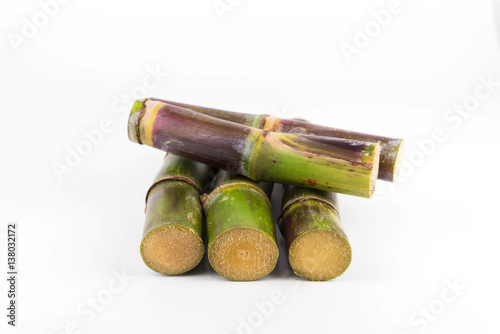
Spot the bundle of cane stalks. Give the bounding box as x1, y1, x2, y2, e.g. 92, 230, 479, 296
130, 98, 403, 281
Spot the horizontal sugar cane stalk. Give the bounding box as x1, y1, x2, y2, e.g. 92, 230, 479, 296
154, 98, 404, 182
278, 185, 352, 281
128, 99, 381, 198
140, 154, 213, 275
202, 171, 279, 281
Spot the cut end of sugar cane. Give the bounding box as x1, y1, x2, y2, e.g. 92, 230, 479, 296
390, 138, 405, 183
140, 154, 212, 275
280, 203, 352, 281
205, 171, 279, 281
128, 99, 145, 144
140, 225, 204, 275
279, 186, 352, 281
368, 142, 381, 196
208, 227, 279, 281
289, 229, 351, 281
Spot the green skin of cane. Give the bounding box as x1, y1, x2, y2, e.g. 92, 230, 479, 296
279, 185, 352, 281
202, 171, 279, 281
153, 98, 403, 182
128, 99, 381, 198
141, 154, 213, 275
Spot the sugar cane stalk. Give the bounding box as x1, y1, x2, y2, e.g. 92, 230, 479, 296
154, 98, 404, 182
140, 154, 213, 275
128, 99, 381, 198
202, 171, 278, 281
278, 185, 352, 281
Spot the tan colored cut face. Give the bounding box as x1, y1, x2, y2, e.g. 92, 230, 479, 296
391, 139, 405, 182
140, 225, 204, 275
289, 229, 352, 281
369, 143, 381, 196
209, 228, 279, 281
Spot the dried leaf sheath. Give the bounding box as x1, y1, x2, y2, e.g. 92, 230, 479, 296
128, 99, 381, 198
140, 154, 213, 275
155, 98, 404, 182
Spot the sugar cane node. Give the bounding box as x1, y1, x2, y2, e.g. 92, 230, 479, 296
277, 196, 339, 230
128, 99, 146, 145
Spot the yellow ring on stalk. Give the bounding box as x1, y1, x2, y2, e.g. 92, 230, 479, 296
143, 101, 163, 146
261, 115, 281, 132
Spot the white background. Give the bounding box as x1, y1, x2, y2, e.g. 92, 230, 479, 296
1, 0, 500, 333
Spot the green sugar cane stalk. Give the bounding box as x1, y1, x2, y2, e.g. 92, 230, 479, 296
201, 171, 278, 281
278, 185, 352, 281
140, 153, 213, 275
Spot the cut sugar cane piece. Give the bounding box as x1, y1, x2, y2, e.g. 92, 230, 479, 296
128, 99, 381, 198
140, 154, 213, 275
154, 98, 404, 182
278, 185, 352, 281
202, 171, 278, 281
